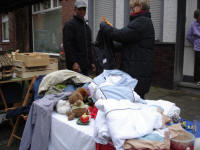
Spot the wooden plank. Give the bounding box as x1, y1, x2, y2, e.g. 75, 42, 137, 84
13, 58, 58, 72
0, 77, 32, 84
47, 58, 58, 70
13, 60, 24, 68
14, 69, 57, 78
15, 52, 49, 67
13, 60, 47, 72
0, 72, 2, 80
14, 66, 47, 72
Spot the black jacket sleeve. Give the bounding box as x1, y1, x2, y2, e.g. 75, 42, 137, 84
63, 22, 77, 66
87, 25, 93, 65
102, 18, 147, 44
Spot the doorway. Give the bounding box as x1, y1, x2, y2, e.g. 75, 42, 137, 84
194, 0, 200, 81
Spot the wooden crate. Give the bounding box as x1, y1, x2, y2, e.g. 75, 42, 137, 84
47, 58, 58, 70
15, 52, 49, 67
13, 60, 47, 72
13, 59, 58, 78
14, 69, 55, 78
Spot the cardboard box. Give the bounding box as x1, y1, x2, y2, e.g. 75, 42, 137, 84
15, 52, 49, 67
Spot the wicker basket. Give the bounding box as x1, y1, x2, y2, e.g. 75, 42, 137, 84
0, 51, 13, 80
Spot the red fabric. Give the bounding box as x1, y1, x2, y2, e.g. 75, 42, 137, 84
60, 50, 65, 55
88, 104, 98, 119
130, 9, 148, 17
96, 143, 115, 150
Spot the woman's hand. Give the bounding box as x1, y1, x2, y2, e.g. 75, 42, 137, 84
100, 21, 107, 29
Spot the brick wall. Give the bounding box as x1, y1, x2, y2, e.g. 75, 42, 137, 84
15, 7, 30, 52
62, 0, 75, 28
0, 8, 30, 52
152, 43, 176, 89
0, 12, 17, 51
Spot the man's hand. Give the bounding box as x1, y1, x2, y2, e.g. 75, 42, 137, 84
72, 62, 81, 73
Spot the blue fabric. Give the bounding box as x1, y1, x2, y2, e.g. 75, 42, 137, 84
33, 75, 45, 100
91, 69, 146, 103
0, 82, 22, 104
63, 84, 77, 92
168, 119, 200, 138
182, 119, 200, 138
138, 133, 164, 142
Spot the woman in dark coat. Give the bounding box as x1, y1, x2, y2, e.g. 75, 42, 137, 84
100, 0, 155, 98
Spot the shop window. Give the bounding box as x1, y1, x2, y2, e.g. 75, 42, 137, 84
149, 0, 163, 41
33, 0, 61, 13
2, 14, 9, 42
32, 8, 62, 54
124, 0, 163, 41
43, 0, 51, 9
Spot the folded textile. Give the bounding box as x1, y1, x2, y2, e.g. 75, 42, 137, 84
145, 99, 181, 118
38, 69, 92, 95
88, 69, 146, 104
124, 129, 170, 150
94, 99, 163, 150
19, 92, 71, 150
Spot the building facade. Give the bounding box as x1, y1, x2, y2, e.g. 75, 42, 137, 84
0, 0, 199, 89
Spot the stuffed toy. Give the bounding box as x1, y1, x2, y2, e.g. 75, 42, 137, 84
66, 87, 89, 120
56, 100, 71, 114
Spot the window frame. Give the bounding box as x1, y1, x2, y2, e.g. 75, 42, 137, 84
32, 0, 62, 14
2, 14, 9, 42
124, 0, 164, 42
32, 0, 62, 54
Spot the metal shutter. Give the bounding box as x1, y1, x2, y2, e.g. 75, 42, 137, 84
94, 0, 114, 40
149, 0, 161, 41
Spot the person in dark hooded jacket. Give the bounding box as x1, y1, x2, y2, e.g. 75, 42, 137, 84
100, 0, 155, 98
63, 0, 95, 75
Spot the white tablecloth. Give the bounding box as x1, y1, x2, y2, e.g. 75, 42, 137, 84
48, 112, 96, 150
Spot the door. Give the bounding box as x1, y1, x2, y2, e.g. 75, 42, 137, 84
194, 0, 200, 81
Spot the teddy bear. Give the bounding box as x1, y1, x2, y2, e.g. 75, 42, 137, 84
66, 87, 89, 120
56, 99, 71, 114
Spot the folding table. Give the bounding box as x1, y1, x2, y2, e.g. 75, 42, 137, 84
0, 77, 32, 113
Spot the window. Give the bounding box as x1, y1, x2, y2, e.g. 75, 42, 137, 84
2, 14, 9, 42
33, 0, 62, 13
32, 0, 62, 54
149, 0, 163, 41
124, 0, 163, 41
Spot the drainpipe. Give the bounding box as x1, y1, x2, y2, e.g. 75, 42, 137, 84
28, 5, 33, 52
173, 0, 186, 88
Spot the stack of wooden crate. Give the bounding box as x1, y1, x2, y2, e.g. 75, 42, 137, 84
0, 51, 13, 80
13, 52, 58, 78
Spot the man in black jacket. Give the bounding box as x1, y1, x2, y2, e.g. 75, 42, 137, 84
63, 0, 95, 75
100, 0, 155, 98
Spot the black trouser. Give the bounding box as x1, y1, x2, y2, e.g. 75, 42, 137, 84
194, 51, 200, 81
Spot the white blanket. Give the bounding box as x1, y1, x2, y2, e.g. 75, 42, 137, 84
145, 99, 180, 118
94, 99, 163, 150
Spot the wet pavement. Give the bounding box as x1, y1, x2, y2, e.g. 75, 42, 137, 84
0, 86, 200, 150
